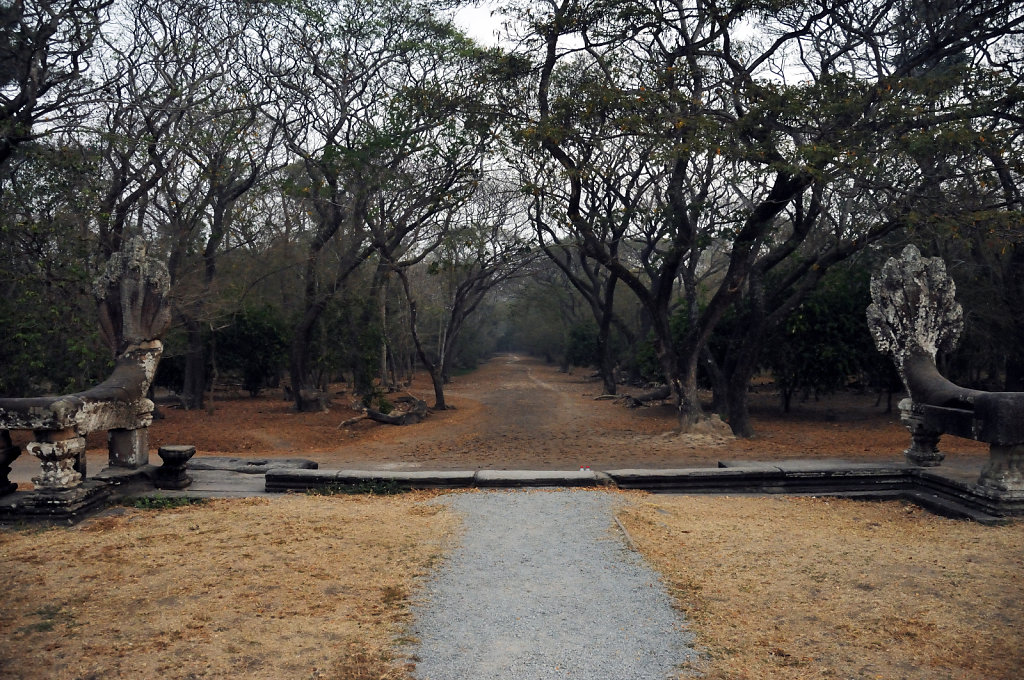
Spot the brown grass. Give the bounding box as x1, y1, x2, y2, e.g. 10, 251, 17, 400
3, 491, 1023, 679
617, 494, 1024, 680
0, 493, 456, 680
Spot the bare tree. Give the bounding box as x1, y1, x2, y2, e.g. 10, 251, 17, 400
514, 0, 1024, 432
0, 0, 109, 171
390, 181, 535, 409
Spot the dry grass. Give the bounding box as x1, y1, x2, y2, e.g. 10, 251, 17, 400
617, 494, 1024, 679
0, 493, 456, 680
4, 488, 1023, 679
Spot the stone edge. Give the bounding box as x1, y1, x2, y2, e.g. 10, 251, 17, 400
263, 464, 1017, 524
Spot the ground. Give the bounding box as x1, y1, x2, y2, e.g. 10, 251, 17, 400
13, 352, 989, 478
3, 354, 1018, 680
142, 352, 989, 472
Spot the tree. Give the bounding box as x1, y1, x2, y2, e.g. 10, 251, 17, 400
260, 0, 498, 410
215, 305, 288, 397
763, 262, 876, 412
134, 0, 280, 409
511, 0, 1024, 433
390, 180, 534, 409
0, 140, 109, 395
0, 0, 109, 170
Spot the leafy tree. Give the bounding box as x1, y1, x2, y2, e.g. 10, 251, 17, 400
566, 322, 599, 369
259, 0, 502, 410
763, 264, 876, 412
0, 142, 109, 395
215, 305, 289, 397
511, 0, 1023, 434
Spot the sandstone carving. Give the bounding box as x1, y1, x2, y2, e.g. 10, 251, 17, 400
0, 237, 171, 502
868, 245, 1024, 494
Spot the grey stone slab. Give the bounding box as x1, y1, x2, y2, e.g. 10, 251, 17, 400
474, 469, 602, 487
186, 470, 267, 493
334, 470, 477, 488
607, 466, 783, 483
264, 468, 339, 490
188, 456, 318, 473
774, 460, 908, 473
716, 460, 781, 469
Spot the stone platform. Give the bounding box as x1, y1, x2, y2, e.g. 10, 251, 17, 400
2, 456, 1019, 526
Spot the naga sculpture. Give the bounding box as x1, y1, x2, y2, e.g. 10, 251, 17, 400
867, 245, 1024, 495
0, 237, 171, 508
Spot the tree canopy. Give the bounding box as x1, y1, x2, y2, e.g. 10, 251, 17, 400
1, 0, 1021, 437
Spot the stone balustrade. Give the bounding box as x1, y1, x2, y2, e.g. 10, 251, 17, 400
0, 237, 171, 511
868, 245, 1024, 496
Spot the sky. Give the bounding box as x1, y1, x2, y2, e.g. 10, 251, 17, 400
452, 2, 505, 47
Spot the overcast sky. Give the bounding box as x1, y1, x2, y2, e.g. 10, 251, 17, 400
453, 2, 505, 47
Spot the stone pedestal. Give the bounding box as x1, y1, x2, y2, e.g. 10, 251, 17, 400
978, 445, 1024, 496
28, 430, 86, 491
109, 427, 149, 468
0, 435, 21, 496
899, 399, 945, 467
8, 480, 112, 518
155, 445, 195, 489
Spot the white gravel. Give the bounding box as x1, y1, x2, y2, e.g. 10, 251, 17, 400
410, 489, 697, 679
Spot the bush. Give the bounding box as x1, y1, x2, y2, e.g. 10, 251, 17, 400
216, 306, 289, 397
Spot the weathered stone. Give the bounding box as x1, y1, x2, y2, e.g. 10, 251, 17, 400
0, 432, 21, 496
978, 445, 1024, 497
1, 480, 112, 519
474, 469, 604, 487
94, 236, 172, 356
28, 435, 86, 491
866, 244, 963, 391
155, 445, 196, 490
188, 456, 319, 473
868, 245, 1024, 491
898, 399, 944, 467
108, 427, 149, 468
0, 237, 171, 490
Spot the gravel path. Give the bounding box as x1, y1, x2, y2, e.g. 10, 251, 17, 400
410, 490, 697, 679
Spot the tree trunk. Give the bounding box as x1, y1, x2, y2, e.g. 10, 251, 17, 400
597, 303, 617, 394
290, 301, 328, 412
428, 366, 446, 410
720, 271, 768, 438
596, 274, 619, 394
725, 358, 758, 438
181, 318, 206, 410
702, 346, 728, 415
721, 330, 766, 438
650, 322, 700, 430
677, 350, 704, 430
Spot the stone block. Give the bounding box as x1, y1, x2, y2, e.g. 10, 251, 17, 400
473, 469, 603, 487
108, 428, 149, 468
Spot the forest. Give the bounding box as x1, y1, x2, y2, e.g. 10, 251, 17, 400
1, 0, 1022, 437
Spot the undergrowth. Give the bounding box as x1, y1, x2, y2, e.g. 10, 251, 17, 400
307, 480, 410, 496
121, 496, 209, 510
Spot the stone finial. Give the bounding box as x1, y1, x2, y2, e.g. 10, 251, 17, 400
866, 245, 963, 386
94, 236, 172, 356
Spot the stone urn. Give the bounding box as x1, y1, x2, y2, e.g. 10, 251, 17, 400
154, 445, 196, 490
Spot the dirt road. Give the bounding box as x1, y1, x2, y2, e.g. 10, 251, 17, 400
328, 354, 657, 470
13, 353, 990, 485
139, 352, 989, 472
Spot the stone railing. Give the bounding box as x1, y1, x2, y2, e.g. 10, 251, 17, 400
867, 245, 1024, 496
0, 237, 171, 509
